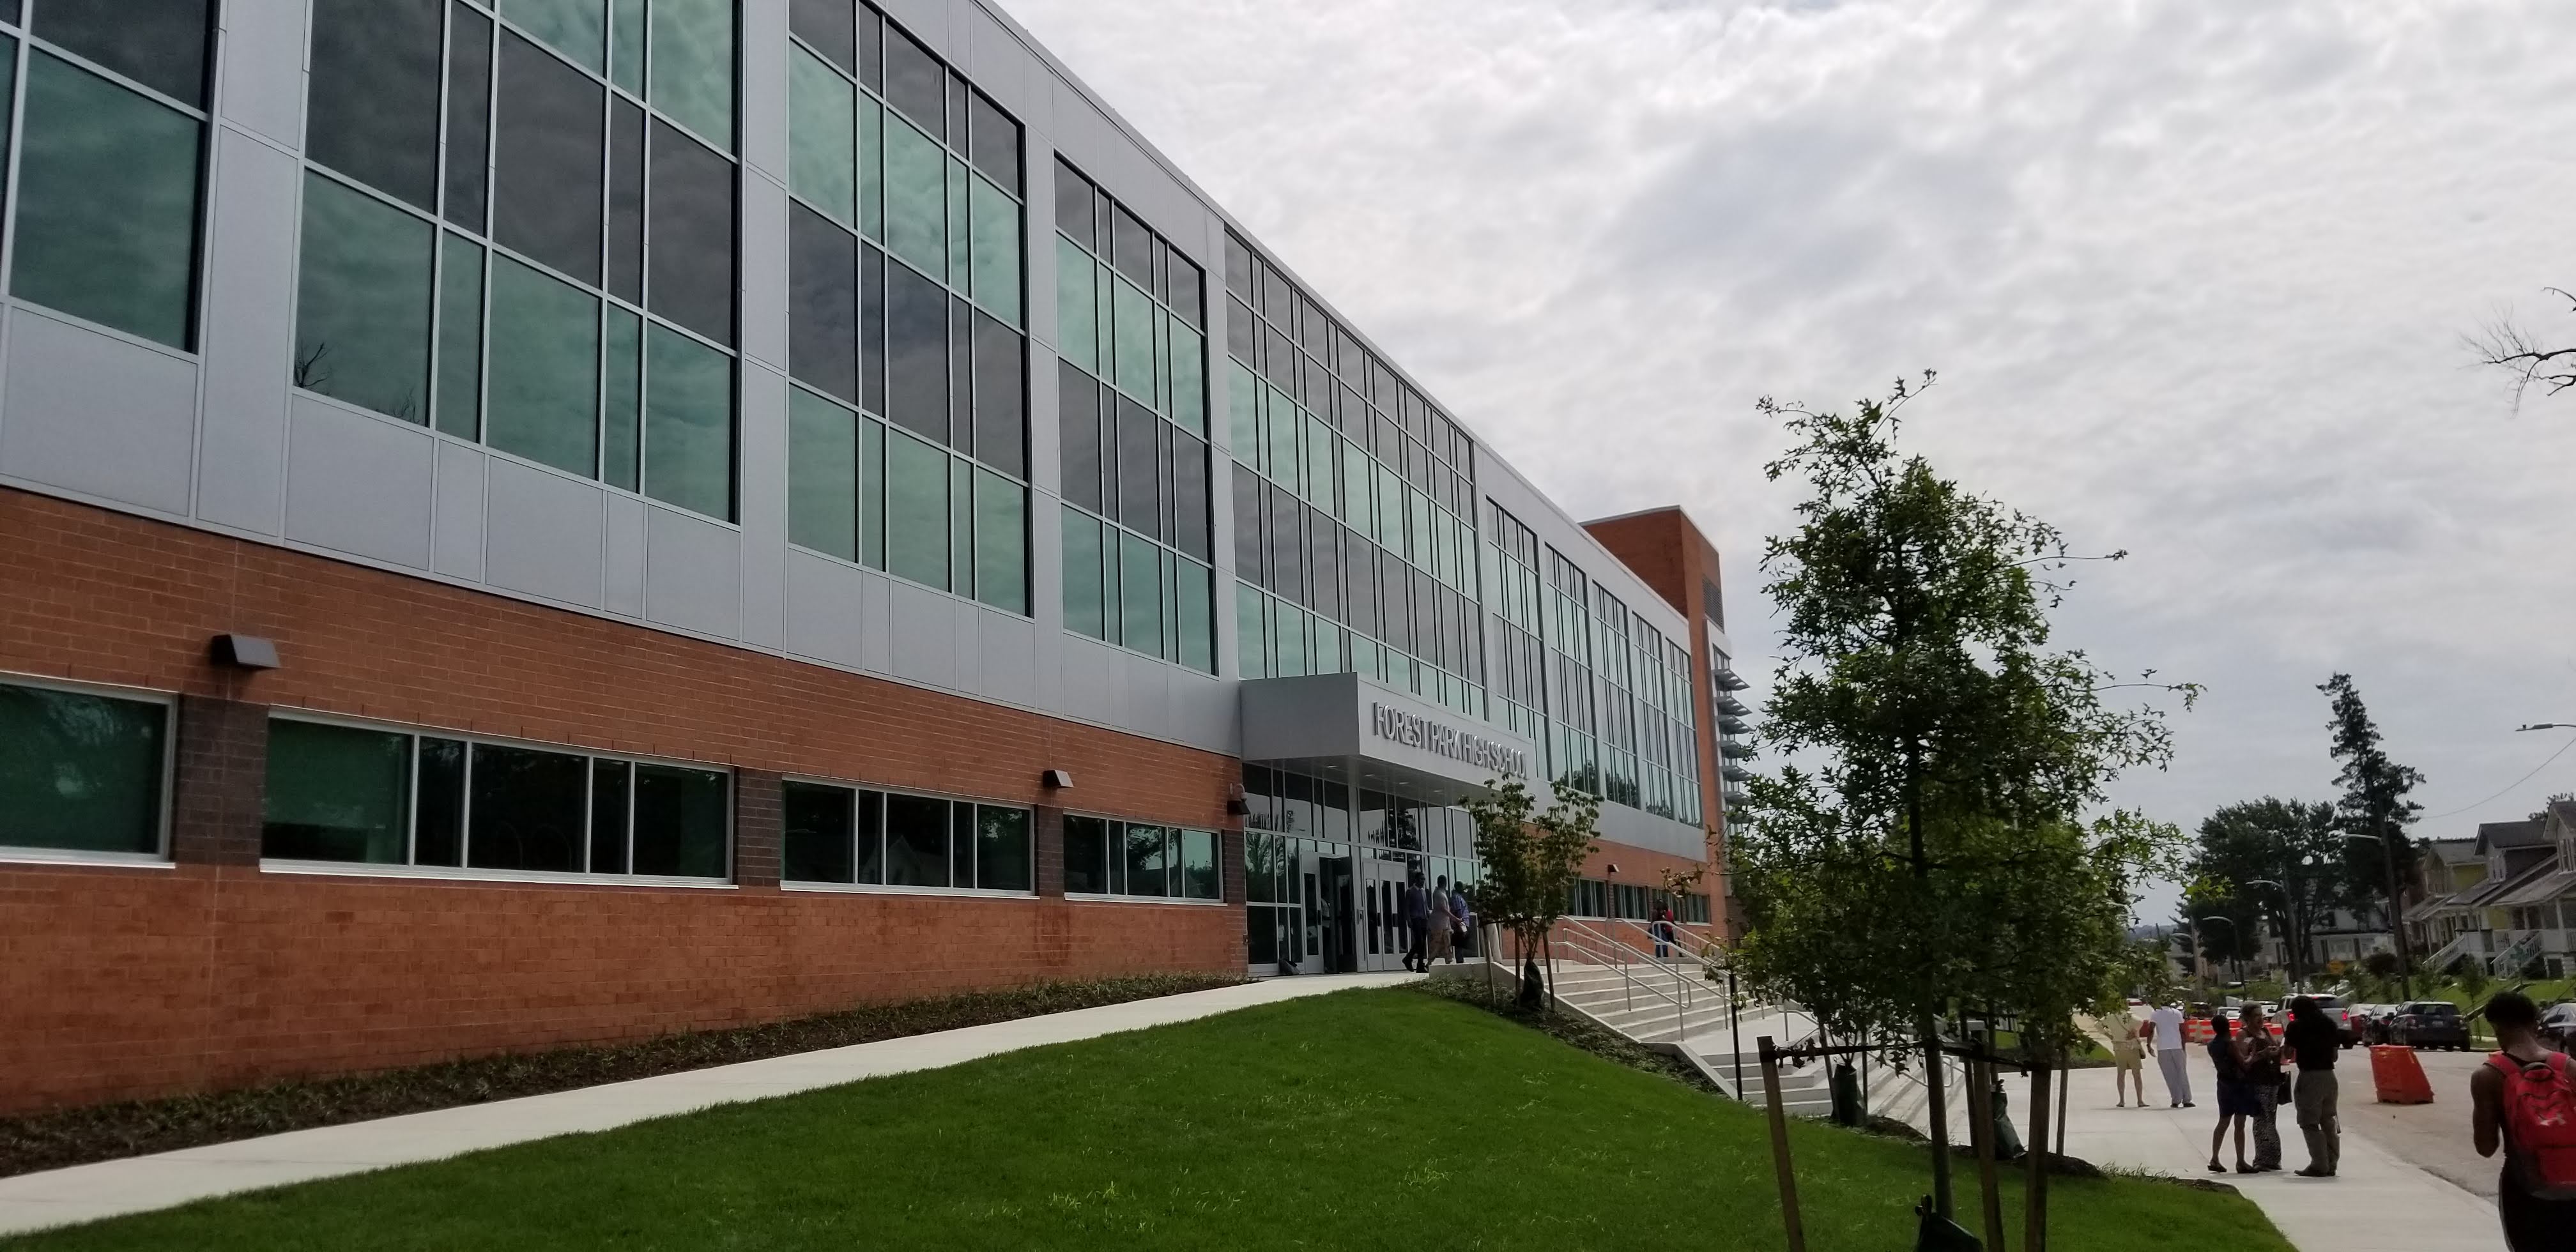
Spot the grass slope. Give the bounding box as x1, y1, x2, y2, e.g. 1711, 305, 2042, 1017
6, 989, 2287, 1251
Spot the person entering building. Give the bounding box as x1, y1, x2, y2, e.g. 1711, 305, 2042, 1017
2283, 996, 2342, 1178
1402, 875, 1430, 973
2149, 1001, 2195, 1108
1446, 880, 1471, 963
2473, 990, 2576, 1248
1425, 876, 1453, 966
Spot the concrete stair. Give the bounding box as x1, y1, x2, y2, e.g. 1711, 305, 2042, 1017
1538, 961, 1837, 1117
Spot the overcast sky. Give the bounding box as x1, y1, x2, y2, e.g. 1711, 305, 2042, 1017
1004, 0, 2576, 920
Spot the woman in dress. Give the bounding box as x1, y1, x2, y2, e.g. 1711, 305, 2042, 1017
2207, 1013, 2255, 1173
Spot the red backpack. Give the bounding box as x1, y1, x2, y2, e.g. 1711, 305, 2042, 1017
2490, 1051, 2576, 1198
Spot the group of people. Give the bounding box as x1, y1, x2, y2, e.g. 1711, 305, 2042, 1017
1400, 874, 1472, 973
2109, 991, 2576, 1251
2108, 998, 2343, 1177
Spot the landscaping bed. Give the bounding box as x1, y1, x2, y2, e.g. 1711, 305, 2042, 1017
0, 973, 1239, 1180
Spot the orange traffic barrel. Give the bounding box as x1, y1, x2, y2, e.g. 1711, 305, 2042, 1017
2370, 1044, 2435, 1104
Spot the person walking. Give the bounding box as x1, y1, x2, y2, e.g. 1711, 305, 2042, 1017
1652, 900, 1675, 959
1425, 876, 1454, 965
2109, 1008, 2147, 1108
2207, 1014, 2254, 1174
1401, 874, 1430, 973
2239, 1004, 2285, 1172
2473, 990, 2576, 1248
2149, 1001, 2195, 1108
2283, 996, 2342, 1178
1446, 880, 1471, 963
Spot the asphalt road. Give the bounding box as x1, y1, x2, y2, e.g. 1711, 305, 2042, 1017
2336, 1046, 2501, 1199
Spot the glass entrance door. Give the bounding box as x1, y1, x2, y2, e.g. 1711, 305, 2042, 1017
1359, 857, 1411, 972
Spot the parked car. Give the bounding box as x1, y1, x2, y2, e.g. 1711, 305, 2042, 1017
2347, 1004, 2395, 1045
2540, 1002, 2576, 1053
2296, 994, 2359, 1048
2390, 1000, 2471, 1051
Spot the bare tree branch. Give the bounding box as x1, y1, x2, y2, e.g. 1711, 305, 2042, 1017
2469, 287, 2576, 414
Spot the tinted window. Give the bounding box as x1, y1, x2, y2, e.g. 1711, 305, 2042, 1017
970, 312, 1022, 476
12, 54, 204, 349
1054, 159, 1092, 248
783, 780, 854, 883
415, 738, 465, 865
503, 0, 606, 73
607, 99, 645, 302
790, 0, 855, 73
789, 204, 859, 403
493, 31, 604, 284
308, 0, 443, 210
485, 256, 600, 477
0, 683, 162, 855
972, 468, 1024, 615
648, 121, 736, 346
790, 45, 856, 224
295, 172, 435, 423
967, 92, 1018, 194
884, 426, 947, 589
1062, 814, 1107, 894
881, 24, 942, 137
884, 792, 947, 887
884, 260, 946, 442
1058, 361, 1101, 512
1062, 508, 1104, 639
444, 6, 494, 231
436, 234, 486, 439
1116, 396, 1157, 533
34, 0, 209, 105
632, 764, 726, 877
1232, 462, 1263, 583
789, 388, 857, 560
466, 744, 586, 872
976, 806, 1029, 891
1111, 206, 1151, 287
1122, 824, 1167, 897
645, 324, 734, 519
650, 0, 735, 149
602, 307, 642, 489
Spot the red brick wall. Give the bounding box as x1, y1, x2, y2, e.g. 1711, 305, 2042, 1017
0, 488, 1245, 1113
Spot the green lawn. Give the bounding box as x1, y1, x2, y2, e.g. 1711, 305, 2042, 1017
6, 989, 2287, 1251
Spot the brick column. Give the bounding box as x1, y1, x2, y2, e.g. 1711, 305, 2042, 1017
1034, 805, 1065, 897
171, 696, 267, 866
1220, 828, 1247, 907
734, 768, 782, 890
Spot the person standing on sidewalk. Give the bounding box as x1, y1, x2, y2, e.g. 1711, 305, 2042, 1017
2239, 1004, 2285, 1172
2207, 1014, 2255, 1174
2472, 990, 2576, 1248
2149, 1001, 2195, 1108
2109, 1007, 2147, 1108
1401, 874, 1430, 973
2284, 996, 2342, 1178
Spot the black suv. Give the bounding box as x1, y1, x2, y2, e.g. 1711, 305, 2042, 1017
2390, 1000, 2470, 1051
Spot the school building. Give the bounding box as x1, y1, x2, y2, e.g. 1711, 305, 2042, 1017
0, 0, 1745, 1112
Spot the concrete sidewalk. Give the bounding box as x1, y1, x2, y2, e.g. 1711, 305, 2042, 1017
2038, 1048, 2502, 1251
0, 972, 1413, 1239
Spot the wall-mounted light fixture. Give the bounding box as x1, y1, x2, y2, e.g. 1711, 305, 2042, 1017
1225, 782, 1250, 816
209, 634, 280, 670
1041, 768, 1074, 790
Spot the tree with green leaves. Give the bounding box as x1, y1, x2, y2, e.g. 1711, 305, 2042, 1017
2184, 798, 2343, 986
2319, 674, 2425, 980
1731, 374, 2192, 1218
1461, 776, 1598, 1010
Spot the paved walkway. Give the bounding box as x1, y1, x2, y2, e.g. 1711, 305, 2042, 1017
2040, 1048, 2502, 1251
0, 973, 1413, 1239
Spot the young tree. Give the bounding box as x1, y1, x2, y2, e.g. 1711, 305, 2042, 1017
2319, 674, 2425, 979
1462, 777, 1599, 1010
1731, 375, 2191, 1218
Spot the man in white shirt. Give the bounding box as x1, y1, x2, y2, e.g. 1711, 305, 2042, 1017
2147, 1003, 2195, 1108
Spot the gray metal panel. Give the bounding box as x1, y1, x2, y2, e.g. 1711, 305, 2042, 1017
1052, 632, 1114, 721
0, 309, 200, 517
603, 494, 645, 617
886, 579, 956, 687
976, 605, 1034, 706
1596, 804, 1707, 862
878, 0, 954, 59
283, 397, 434, 569
737, 0, 787, 185
737, 172, 789, 376
965, 4, 1041, 128
858, 569, 894, 673
783, 547, 868, 668
1240, 673, 1538, 793
1117, 650, 1167, 737
217, 0, 310, 149
949, 598, 982, 696
486, 460, 605, 608
645, 505, 742, 637
736, 360, 788, 647
432, 441, 486, 580
1170, 668, 1237, 754
1023, 153, 1057, 355
195, 129, 299, 536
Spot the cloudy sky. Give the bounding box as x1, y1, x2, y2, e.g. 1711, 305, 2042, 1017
1004, 0, 2576, 918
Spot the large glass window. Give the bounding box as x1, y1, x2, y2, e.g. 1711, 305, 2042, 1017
0, 679, 167, 857
8, 6, 213, 351
784, 3, 1027, 615
783, 779, 1029, 892
293, 0, 740, 521
1062, 814, 1220, 901
259, 715, 729, 880
1055, 160, 1212, 671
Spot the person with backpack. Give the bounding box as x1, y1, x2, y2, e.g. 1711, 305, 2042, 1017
2283, 996, 2343, 1177
2472, 990, 2576, 1249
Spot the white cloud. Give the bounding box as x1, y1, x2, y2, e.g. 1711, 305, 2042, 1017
1001, 0, 2576, 917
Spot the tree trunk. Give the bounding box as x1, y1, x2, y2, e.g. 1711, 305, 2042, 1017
1908, 738, 1955, 1217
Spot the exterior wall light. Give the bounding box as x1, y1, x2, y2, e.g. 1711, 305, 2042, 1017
1041, 768, 1073, 790
209, 634, 280, 670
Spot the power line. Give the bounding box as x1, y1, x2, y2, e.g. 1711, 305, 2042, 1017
2420, 733, 2576, 821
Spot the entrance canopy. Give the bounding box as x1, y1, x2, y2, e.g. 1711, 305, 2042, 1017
1239, 673, 1541, 809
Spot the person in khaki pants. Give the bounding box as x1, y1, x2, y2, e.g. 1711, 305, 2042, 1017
2283, 996, 2342, 1177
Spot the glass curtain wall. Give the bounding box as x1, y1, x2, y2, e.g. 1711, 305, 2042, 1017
1222, 233, 1483, 719
1239, 763, 1478, 970
1054, 158, 1213, 671
293, 0, 742, 522
1, 1, 214, 351
1484, 502, 1548, 758
783, 0, 1027, 614
1544, 547, 1599, 796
